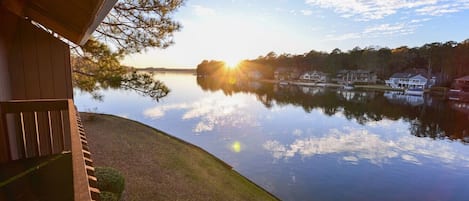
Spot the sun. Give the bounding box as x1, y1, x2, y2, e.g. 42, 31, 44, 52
224, 58, 241, 69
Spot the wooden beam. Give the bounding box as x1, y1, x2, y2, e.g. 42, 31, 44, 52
68, 100, 93, 201
0, 99, 69, 113
79, 0, 118, 45
1, 0, 26, 17
2, 0, 117, 45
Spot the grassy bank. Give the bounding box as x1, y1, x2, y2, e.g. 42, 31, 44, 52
80, 113, 278, 201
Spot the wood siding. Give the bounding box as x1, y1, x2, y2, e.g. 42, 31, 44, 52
1, 11, 74, 163
8, 17, 73, 100
0, 8, 16, 102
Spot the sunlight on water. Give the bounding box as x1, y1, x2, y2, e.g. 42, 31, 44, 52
231, 141, 242, 153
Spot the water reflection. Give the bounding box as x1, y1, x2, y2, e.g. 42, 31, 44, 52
197, 77, 469, 143
74, 73, 469, 201
143, 93, 258, 132
263, 127, 469, 167
384, 91, 424, 106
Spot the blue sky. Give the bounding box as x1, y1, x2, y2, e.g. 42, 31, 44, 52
123, 0, 469, 68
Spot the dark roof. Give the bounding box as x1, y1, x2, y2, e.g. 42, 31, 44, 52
390, 73, 413, 79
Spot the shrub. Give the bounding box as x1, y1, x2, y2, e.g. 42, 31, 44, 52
96, 167, 125, 199
100, 191, 119, 201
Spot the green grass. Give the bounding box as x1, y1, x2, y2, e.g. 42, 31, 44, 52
81, 113, 279, 201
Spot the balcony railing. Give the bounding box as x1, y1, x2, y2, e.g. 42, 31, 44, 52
0, 99, 99, 201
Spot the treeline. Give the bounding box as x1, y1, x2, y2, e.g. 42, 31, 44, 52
197, 40, 469, 85
196, 60, 228, 76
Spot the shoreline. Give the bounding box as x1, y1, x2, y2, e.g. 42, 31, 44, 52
259, 79, 404, 91
80, 112, 279, 201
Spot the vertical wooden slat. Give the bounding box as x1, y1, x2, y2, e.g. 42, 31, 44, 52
51, 39, 68, 98
0, 108, 11, 162
20, 20, 41, 99
10, 113, 25, 160
21, 112, 39, 158
50, 110, 64, 154
37, 111, 52, 156
62, 43, 73, 99
36, 25, 55, 98
8, 21, 26, 99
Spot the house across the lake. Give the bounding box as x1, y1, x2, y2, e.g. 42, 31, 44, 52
448, 75, 469, 102
334, 69, 377, 84
247, 69, 263, 80
385, 73, 435, 89
274, 67, 301, 80
1, 0, 116, 200
453, 75, 469, 91
299, 71, 328, 82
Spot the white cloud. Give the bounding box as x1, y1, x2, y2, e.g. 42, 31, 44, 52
143, 93, 259, 133
326, 32, 361, 41
193, 5, 216, 17
304, 0, 468, 20
143, 103, 189, 119
364, 23, 405, 33
327, 21, 421, 41
410, 18, 432, 23
292, 129, 303, 136
366, 119, 395, 128
301, 9, 313, 16
263, 127, 469, 166
415, 3, 469, 16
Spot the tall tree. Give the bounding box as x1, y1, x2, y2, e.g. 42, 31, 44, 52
72, 0, 184, 100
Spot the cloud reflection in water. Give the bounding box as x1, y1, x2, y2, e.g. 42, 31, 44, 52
263, 127, 469, 166
143, 93, 258, 132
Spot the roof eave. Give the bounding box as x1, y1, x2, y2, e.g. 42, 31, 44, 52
78, 0, 117, 45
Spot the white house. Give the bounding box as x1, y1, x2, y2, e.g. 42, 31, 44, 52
385, 73, 433, 89
300, 71, 328, 82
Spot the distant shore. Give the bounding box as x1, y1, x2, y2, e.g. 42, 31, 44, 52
137, 67, 196, 74
259, 79, 403, 91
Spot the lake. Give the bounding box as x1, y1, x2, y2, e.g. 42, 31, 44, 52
75, 72, 469, 201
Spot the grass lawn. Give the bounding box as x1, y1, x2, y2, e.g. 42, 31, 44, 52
80, 113, 279, 201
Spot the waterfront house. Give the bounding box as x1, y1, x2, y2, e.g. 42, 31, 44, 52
274, 67, 301, 80
385, 73, 433, 89
247, 69, 263, 80
335, 70, 377, 84
299, 71, 328, 82
274, 68, 288, 80
448, 75, 469, 102
1, 0, 116, 200
453, 75, 469, 91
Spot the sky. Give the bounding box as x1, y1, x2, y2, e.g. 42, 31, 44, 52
122, 0, 469, 69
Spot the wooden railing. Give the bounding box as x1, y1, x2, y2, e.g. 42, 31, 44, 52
0, 99, 99, 201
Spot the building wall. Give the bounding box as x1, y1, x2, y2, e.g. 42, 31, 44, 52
1, 10, 74, 162
0, 8, 17, 162
0, 8, 15, 101
8, 15, 73, 100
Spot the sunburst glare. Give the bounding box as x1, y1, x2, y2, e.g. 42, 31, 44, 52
224, 58, 241, 69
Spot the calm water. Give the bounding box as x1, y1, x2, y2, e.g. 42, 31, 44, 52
75, 73, 469, 201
